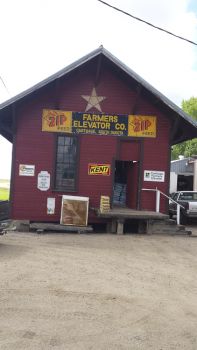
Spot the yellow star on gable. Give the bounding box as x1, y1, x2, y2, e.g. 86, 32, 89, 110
81, 87, 106, 112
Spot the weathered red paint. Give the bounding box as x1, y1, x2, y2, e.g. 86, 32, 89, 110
11, 59, 171, 222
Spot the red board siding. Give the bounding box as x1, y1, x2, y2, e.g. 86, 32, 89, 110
11, 59, 171, 221
119, 140, 140, 161
78, 135, 116, 208
127, 162, 139, 209
138, 97, 170, 213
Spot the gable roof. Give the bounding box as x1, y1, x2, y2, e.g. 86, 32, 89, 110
0, 46, 197, 144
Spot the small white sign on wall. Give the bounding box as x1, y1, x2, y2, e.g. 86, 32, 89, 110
37, 171, 50, 191
144, 170, 165, 182
47, 197, 55, 214
19, 164, 35, 176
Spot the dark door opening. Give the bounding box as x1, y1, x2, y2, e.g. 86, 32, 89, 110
113, 160, 139, 208
177, 175, 193, 191
113, 160, 128, 207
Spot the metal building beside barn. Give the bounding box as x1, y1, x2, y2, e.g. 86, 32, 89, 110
170, 156, 197, 193
0, 47, 197, 232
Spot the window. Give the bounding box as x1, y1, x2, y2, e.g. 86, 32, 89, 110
172, 193, 179, 201
179, 192, 197, 201
55, 135, 78, 191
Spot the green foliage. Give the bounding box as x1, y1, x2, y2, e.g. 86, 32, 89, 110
0, 187, 9, 200
182, 97, 197, 120
171, 97, 197, 160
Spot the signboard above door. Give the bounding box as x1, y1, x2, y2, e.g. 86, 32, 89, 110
42, 109, 156, 138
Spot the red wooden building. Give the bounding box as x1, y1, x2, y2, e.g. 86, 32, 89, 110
0, 47, 197, 227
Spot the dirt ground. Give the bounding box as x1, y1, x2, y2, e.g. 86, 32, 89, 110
1, 229, 197, 349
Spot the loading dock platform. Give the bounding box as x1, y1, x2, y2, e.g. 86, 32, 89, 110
97, 208, 169, 234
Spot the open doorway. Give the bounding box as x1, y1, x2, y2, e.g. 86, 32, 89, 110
177, 175, 193, 191
113, 160, 128, 207
113, 160, 139, 208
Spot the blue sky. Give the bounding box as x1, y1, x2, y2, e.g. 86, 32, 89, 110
188, 0, 197, 12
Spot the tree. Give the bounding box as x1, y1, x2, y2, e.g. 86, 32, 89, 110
171, 97, 197, 160
182, 97, 197, 120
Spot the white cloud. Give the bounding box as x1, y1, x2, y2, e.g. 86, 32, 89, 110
0, 0, 197, 178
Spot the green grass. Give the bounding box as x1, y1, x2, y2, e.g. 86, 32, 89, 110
0, 187, 9, 201
0, 188, 9, 200
0, 179, 10, 201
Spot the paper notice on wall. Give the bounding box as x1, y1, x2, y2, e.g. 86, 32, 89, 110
47, 198, 55, 214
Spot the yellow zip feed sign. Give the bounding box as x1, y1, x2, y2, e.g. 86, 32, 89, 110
128, 115, 156, 137
42, 109, 72, 133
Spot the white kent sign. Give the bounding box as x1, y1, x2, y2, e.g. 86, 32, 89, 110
144, 170, 165, 182
37, 171, 50, 191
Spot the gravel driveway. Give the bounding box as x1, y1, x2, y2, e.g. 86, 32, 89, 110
1, 231, 197, 349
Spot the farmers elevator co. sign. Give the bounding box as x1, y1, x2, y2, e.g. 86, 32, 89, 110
42, 109, 156, 138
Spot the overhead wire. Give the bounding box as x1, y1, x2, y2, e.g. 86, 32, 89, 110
0, 75, 10, 97
97, 0, 197, 46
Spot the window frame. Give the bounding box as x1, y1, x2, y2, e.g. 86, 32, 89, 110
53, 134, 79, 192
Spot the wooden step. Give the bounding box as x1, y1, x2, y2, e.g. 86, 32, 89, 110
30, 222, 93, 234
